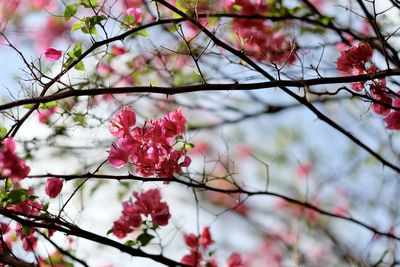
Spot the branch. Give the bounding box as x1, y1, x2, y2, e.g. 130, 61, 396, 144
27, 173, 400, 242
154, 0, 400, 175
0, 209, 187, 267
1, 69, 400, 111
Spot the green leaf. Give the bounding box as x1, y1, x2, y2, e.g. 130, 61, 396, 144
5, 178, 13, 190
39, 101, 57, 109
88, 15, 107, 25
136, 232, 154, 246
29, 194, 39, 201
63, 57, 75, 68
318, 16, 335, 26
0, 126, 7, 139
2, 189, 29, 205
73, 114, 86, 125
81, 25, 98, 35
232, 5, 242, 12
64, 4, 78, 21
78, 0, 99, 8
69, 42, 83, 58
136, 29, 148, 37
22, 103, 35, 109
74, 61, 85, 71
71, 20, 83, 31
124, 240, 140, 247
21, 225, 32, 236
106, 229, 113, 235
185, 143, 195, 150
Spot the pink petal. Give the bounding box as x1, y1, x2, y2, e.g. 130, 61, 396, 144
44, 47, 62, 61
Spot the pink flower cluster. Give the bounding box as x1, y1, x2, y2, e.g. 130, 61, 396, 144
181, 227, 244, 267
108, 106, 191, 178
336, 42, 373, 74
9, 198, 44, 251
336, 43, 400, 129
112, 189, 170, 239
0, 138, 30, 182
226, 0, 295, 64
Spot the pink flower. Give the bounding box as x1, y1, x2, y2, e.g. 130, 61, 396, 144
45, 177, 63, 198
112, 189, 170, 238
108, 142, 130, 168
38, 107, 56, 123
184, 233, 198, 249
0, 138, 30, 182
371, 94, 392, 115
181, 251, 202, 267
199, 227, 214, 248
30, 0, 55, 9
206, 259, 219, 267
43, 47, 62, 61
112, 204, 142, 238
111, 45, 128, 56
384, 111, 400, 130
9, 199, 43, 216
126, 8, 142, 28
123, 0, 142, 8
296, 162, 312, 178
336, 43, 372, 72
108, 107, 191, 178
227, 253, 244, 267
133, 189, 171, 226
108, 106, 136, 137
158, 108, 186, 137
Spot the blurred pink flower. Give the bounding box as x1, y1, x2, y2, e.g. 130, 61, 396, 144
43, 47, 62, 61
45, 177, 63, 198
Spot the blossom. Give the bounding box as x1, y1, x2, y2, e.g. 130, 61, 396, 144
112, 189, 170, 238
108, 106, 136, 137
43, 47, 62, 61
45, 177, 63, 198
0, 138, 30, 182
384, 111, 400, 130
227, 253, 244, 267
371, 94, 392, 115
30, 0, 55, 9
123, 0, 142, 9
206, 259, 219, 267
181, 251, 202, 267
38, 107, 57, 123
184, 233, 198, 249
199, 227, 214, 248
108, 107, 191, 178
158, 107, 186, 137
108, 140, 132, 168
296, 162, 312, 178
112, 204, 142, 238
336, 43, 372, 72
16, 224, 38, 252
9, 199, 43, 216
126, 8, 142, 28
133, 189, 171, 226
111, 45, 128, 56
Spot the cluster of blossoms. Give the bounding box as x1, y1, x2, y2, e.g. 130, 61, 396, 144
181, 227, 244, 267
225, 0, 295, 64
336, 43, 400, 129
112, 188, 170, 238
7, 198, 44, 251
108, 106, 191, 178
0, 138, 30, 182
